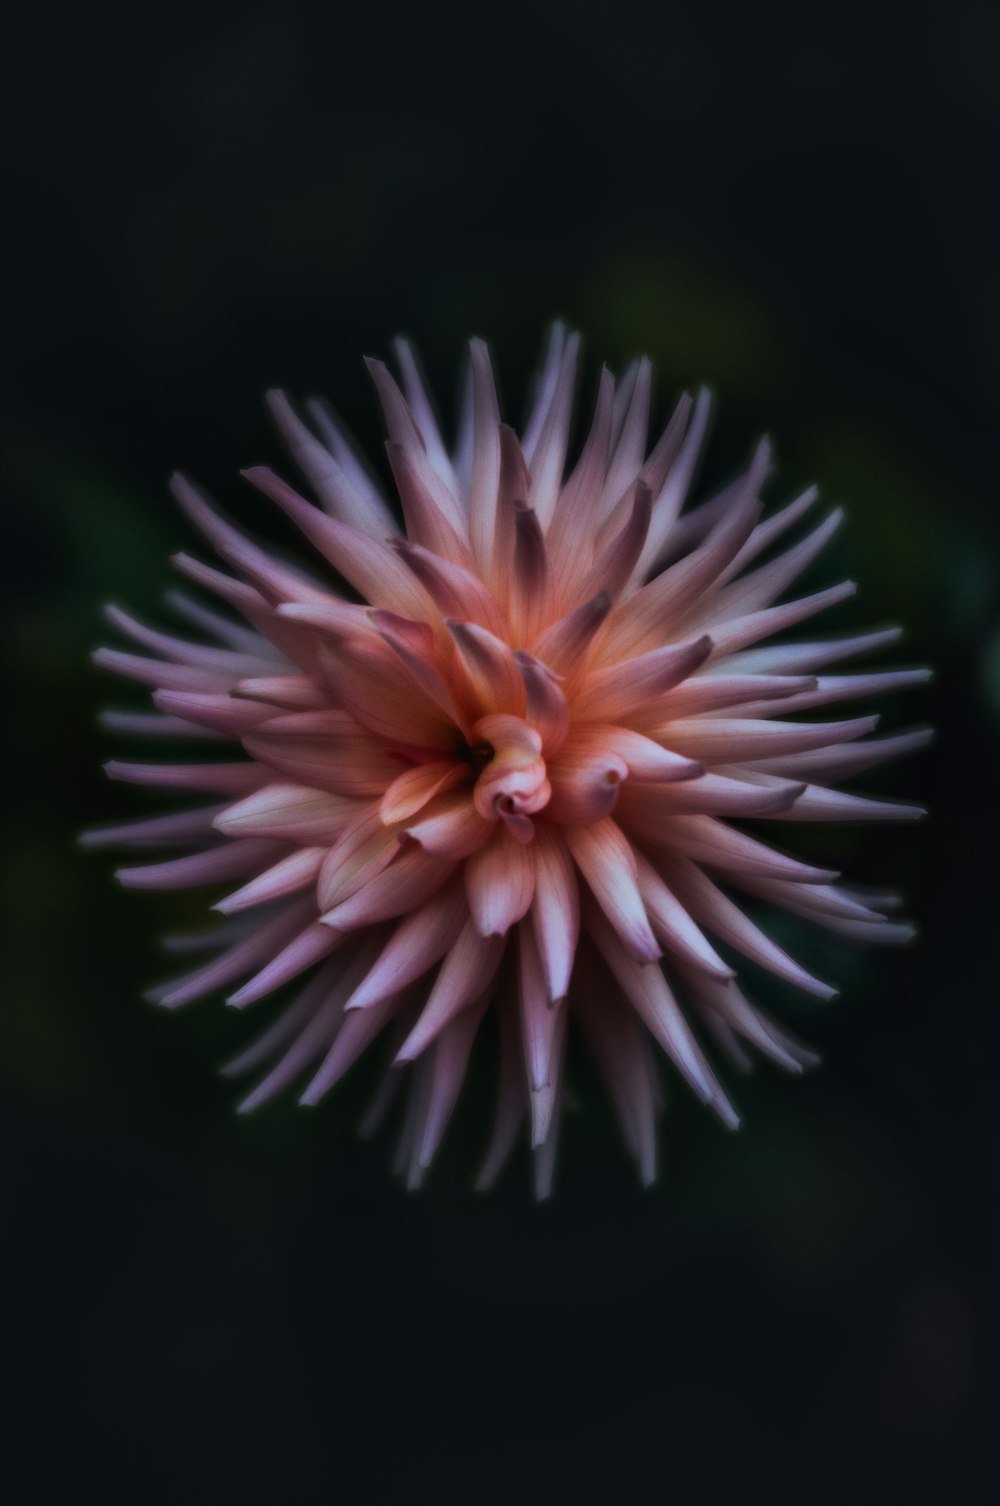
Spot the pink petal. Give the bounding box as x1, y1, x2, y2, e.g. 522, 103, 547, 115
681, 968, 818, 1074
214, 846, 326, 915
98, 710, 225, 741
227, 921, 345, 1008
618, 772, 804, 819
344, 885, 469, 1012
395, 921, 505, 1061
153, 690, 281, 735
366, 356, 466, 535
599, 357, 651, 522
243, 465, 431, 620
318, 638, 458, 748
387, 441, 475, 567
724, 625, 904, 677
222, 959, 344, 1083
265, 388, 398, 538
637, 386, 715, 572
102, 604, 275, 677
379, 761, 468, 824
232, 675, 328, 710
391, 336, 462, 498
244, 710, 403, 798
524, 332, 579, 527
517, 923, 564, 1111
715, 508, 844, 618
410, 995, 492, 1175
579, 480, 652, 601
575, 973, 659, 1185
521, 323, 568, 464
735, 667, 931, 717
474, 1001, 527, 1191
756, 785, 925, 823
721, 484, 820, 581
735, 873, 887, 925
316, 804, 401, 910
546, 746, 628, 825
746, 726, 934, 781
401, 790, 494, 860
563, 724, 702, 782
510, 503, 555, 645
169, 474, 335, 609
564, 818, 660, 963
663, 853, 837, 999
515, 653, 570, 755
104, 761, 269, 795
705, 580, 858, 657
466, 338, 503, 576
588, 905, 739, 1127
606, 484, 761, 663
631, 850, 734, 980
532, 590, 612, 685
548, 367, 614, 592
638, 391, 697, 504
215, 782, 358, 843
575, 635, 713, 722
528, 825, 580, 1004
465, 828, 537, 937
654, 673, 817, 719
148, 898, 317, 1010
80, 804, 225, 850
652, 814, 839, 885
299, 984, 403, 1108
390, 537, 505, 636
322, 845, 455, 929
447, 620, 526, 718
660, 713, 879, 763
165, 588, 282, 657
116, 838, 281, 891
92, 647, 236, 694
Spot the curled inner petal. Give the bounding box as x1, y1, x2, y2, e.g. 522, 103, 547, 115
471, 714, 551, 834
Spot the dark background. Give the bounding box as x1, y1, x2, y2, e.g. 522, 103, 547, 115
3, 2, 997, 1500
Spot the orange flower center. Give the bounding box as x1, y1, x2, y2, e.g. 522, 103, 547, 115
470, 713, 551, 840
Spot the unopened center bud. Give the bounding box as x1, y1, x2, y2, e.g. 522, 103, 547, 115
471, 713, 551, 841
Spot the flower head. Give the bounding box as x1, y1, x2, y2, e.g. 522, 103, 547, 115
88, 329, 929, 1196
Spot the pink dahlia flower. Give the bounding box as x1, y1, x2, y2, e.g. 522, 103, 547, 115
88, 329, 929, 1196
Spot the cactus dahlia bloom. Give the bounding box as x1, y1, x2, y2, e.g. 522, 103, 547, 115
88, 329, 929, 1196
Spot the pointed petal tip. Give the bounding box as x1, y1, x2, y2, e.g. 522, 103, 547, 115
167, 469, 195, 501
239, 463, 272, 487
678, 758, 707, 782
224, 986, 258, 1009
713, 1098, 743, 1132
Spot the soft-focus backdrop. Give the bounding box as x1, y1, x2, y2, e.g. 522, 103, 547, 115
3, 2, 997, 1500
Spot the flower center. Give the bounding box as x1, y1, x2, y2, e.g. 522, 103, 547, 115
470, 713, 551, 841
